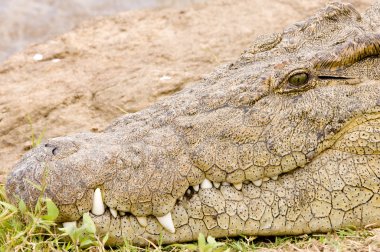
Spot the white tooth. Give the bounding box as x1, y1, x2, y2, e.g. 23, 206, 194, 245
91, 188, 105, 216
186, 189, 191, 195
200, 178, 213, 189
263, 177, 270, 182
213, 182, 221, 188
136, 216, 148, 227
233, 183, 243, 190
63, 221, 77, 229
119, 211, 126, 216
157, 212, 175, 233
253, 179, 262, 187
193, 185, 200, 191
222, 182, 230, 186
271, 175, 278, 181
110, 208, 118, 218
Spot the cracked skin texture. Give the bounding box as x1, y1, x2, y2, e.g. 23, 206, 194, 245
5, 1, 380, 246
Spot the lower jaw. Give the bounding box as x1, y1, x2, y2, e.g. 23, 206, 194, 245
65, 148, 380, 246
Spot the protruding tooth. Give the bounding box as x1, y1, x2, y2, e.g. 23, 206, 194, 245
233, 183, 243, 190
137, 216, 148, 227
200, 178, 212, 189
119, 211, 126, 216
63, 221, 77, 229
271, 175, 278, 181
193, 185, 200, 191
253, 179, 262, 187
263, 177, 270, 182
156, 212, 175, 233
213, 182, 221, 188
91, 188, 105, 216
110, 208, 118, 218
222, 182, 230, 186
186, 189, 191, 195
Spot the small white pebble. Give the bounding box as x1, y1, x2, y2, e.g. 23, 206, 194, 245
51, 58, 61, 63
159, 75, 171, 81
33, 53, 43, 61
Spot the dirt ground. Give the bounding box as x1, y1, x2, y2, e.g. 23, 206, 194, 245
0, 0, 207, 62
0, 0, 373, 182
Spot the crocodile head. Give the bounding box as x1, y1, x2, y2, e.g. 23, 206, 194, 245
6, 2, 380, 246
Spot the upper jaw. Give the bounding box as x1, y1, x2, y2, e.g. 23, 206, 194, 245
6, 132, 122, 205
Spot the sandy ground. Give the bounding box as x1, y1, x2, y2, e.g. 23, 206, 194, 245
0, 0, 373, 182
0, 0, 206, 62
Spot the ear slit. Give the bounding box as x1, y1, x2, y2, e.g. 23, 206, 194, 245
318, 76, 354, 80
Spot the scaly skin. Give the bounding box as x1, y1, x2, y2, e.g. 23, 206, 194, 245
5, 2, 380, 246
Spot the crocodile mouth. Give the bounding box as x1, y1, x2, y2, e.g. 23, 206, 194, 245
61, 176, 280, 234
60, 114, 380, 238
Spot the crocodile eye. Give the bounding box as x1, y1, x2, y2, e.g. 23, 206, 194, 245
288, 72, 309, 87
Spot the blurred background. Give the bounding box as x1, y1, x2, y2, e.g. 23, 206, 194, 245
0, 0, 205, 63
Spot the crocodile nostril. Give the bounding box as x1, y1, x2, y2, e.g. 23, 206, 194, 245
52, 147, 59, 156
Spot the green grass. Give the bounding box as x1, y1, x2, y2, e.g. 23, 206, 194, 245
26, 114, 45, 149
0, 183, 377, 251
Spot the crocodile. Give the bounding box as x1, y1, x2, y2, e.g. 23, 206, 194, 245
5, 1, 380, 246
